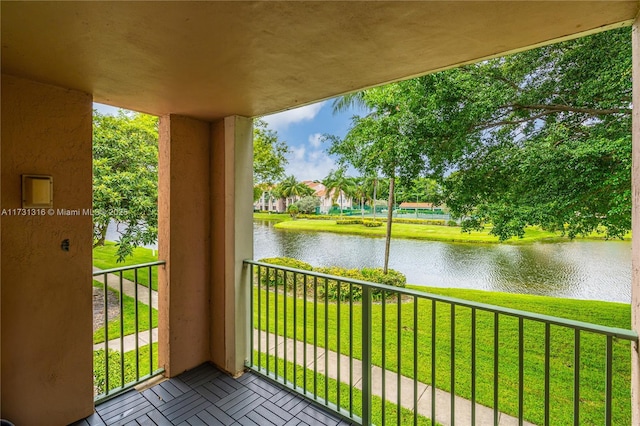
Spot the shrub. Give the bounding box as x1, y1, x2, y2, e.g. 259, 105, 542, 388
256, 258, 407, 302
256, 257, 313, 290
362, 220, 383, 227
448, 220, 458, 227
361, 267, 406, 288
287, 204, 299, 218
298, 214, 333, 220
258, 257, 314, 270
294, 196, 320, 214
313, 265, 406, 301
314, 266, 364, 301
336, 219, 363, 225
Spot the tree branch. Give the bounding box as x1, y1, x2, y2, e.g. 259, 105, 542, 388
510, 103, 630, 116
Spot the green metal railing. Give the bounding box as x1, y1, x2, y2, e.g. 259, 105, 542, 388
92, 261, 165, 404
244, 259, 637, 426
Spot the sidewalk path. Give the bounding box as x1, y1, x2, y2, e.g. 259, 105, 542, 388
92, 273, 534, 425
92, 267, 159, 352
92, 266, 158, 310
93, 328, 158, 352
255, 331, 536, 426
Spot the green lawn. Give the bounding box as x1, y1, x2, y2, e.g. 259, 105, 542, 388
252, 282, 633, 426
254, 212, 292, 222
256, 350, 434, 425
93, 343, 159, 396
93, 241, 160, 290
272, 218, 631, 244
92, 280, 158, 344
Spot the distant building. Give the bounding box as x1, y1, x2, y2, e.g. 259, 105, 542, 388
302, 181, 353, 214
398, 202, 439, 210
254, 181, 353, 213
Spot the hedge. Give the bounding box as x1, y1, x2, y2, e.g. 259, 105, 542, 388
336, 219, 363, 225
363, 220, 383, 227
256, 257, 406, 302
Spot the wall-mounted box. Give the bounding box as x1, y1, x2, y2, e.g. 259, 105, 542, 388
22, 175, 53, 208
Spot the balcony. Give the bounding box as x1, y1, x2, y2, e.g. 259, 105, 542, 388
243, 260, 637, 426
85, 260, 637, 425
74, 363, 354, 426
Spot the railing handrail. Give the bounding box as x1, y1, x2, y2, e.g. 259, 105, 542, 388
93, 260, 166, 276
244, 259, 638, 341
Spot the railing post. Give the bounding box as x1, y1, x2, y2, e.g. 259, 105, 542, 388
362, 285, 372, 425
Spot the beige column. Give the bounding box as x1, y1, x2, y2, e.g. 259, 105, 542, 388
0, 75, 93, 425
211, 116, 253, 374
632, 15, 640, 426
158, 115, 212, 376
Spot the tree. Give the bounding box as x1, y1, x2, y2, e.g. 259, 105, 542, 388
253, 119, 290, 205
327, 85, 429, 273
332, 28, 631, 241
414, 28, 632, 240
353, 177, 369, 219
293, 196, 320, 214
93, 110, 158, 261
277, 175, 313, 208
322, 168, 357, 215
287, 204, 299, 219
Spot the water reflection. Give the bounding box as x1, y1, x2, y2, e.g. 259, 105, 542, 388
253, 220, 631, 303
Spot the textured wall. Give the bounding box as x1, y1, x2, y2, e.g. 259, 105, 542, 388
1, 75, 94, 424
210, 116, 253, 374
158, 115, 211, 376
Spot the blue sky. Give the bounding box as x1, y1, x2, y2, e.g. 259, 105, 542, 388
94, 100, 359, 182
261, 100, 360, 181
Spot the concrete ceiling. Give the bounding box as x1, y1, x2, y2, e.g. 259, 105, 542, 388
2, 1, 638, 120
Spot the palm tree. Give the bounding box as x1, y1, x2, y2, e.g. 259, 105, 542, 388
322, 168, 356, 216
277, 175, 313, 209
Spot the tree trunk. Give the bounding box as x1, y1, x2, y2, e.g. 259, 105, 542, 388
361, 196, 365, 219
384, 177, 395, 274
373, 179, 377, 220
93, 223, 108, 248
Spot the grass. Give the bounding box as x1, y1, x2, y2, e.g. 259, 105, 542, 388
93, 343, 159, 396
251, 279, 633, 426
272, 218, 631, 244
92, 280, 158, 344
93, 241, 160, 290
254, 212, 292, 222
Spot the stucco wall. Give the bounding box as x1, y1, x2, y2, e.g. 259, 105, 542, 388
158, 115, 211, 376
210, 116, 253, 374
1, 75, 94, 424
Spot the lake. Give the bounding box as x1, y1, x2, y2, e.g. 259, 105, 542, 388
253, 220, 632, 303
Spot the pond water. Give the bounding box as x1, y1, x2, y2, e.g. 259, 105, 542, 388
253, 220, 632, 303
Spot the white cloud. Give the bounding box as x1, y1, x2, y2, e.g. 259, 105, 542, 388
290, 146, 306, 161
308, 133, 323, 148
286, 149, 337, 181
262, 101, 326, 131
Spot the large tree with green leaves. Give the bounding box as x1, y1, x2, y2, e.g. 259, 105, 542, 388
327, 85, 429, 273
253, 119, 290, 203
93, 110, 158, 261
333, 27, 631, 241
421, 27, 632, 240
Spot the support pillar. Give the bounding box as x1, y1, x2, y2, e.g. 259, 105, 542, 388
210, 116, 253, 374
632, 15, 640, 426
0, 75, 93, 425
158, 115, 212, 376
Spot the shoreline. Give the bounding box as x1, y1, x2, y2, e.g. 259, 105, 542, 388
255, 214, 630, 245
